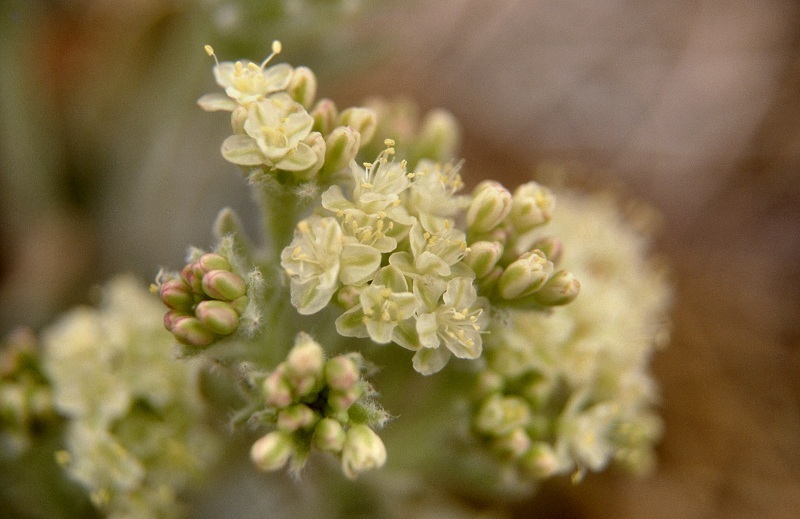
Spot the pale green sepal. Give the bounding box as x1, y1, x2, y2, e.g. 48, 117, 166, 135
339, 243, 381, 285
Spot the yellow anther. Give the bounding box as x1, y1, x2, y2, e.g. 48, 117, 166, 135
384, 138, 395, 147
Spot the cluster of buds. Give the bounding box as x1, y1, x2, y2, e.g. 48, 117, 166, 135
0, 328, 57, 457
158, 253, 249, 347
249, 333, 389, 479
463, 181, 580, 308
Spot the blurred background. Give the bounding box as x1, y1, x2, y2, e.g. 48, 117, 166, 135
1, 0, 798, 517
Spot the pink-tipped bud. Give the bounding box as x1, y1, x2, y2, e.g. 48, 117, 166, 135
530, 236, 563, 265
198, 253, 231, 273
277, 404, 319, 432
169, 315, 215, 347
159, 278, 194, 311
201, 270, 247, 301
263, 368, 293, 409
532, 270, 580, 306
497, 250, 554, 300
312, 417, 346, 453
463, 241, 504, 279
324, 356, 360, 391
311, 98, 338, 135
327, 385, 363, 412
250, 431, 293, 472
195, 300, 239, 335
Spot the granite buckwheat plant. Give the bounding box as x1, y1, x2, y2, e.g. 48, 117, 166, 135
0, 40, 671, 518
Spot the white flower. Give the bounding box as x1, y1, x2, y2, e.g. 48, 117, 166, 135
221, 93, 324, 173
413, 277, 489, 375
282, 216, 382, 315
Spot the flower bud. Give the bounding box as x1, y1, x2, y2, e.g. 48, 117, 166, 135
497, 250, 553, 300
493, 427, 532, 459
532, 270, 580, 306
180, 263, 203, 294
467, 181, 512, 233
510, 182, 555, 232
159, 278, 194, 311
230, 295, 249, 315
195, 300, 239, 335
462, 241, 504, 279
169, 315, 215, 347
324, 355, 360, 391
414, 109, 460, 161
250, 431, 293, 472
337, 107, 377, 145
529, 236, 563, 264
341, 424, 387, 480
327, 385, 363, 412
311, 98, 338, 135
320, 126, 361, 177
473, 394, 531, 436
201, 270, 247, 301
277, 403, 318, 432
285, 333, 325, 397
520, 442, 562, 479
263, 368, 293, 409
473, 371, 504, 400
312, 417, 346, 453
197, 253, 231, 273
287, 66, 317, 109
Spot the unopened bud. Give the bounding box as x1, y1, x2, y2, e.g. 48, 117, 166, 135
337, 107, 377, 146
414, 109, 460, 161
159, 278, 194, 311
529, 236, 563, 264
312, 417, 346, 453
467, 181, 512, 233
320, 126, 361, 177
311, 98, 338, 135
532, 270, 580, 306
493, 427, 532, 459
285, 333, 325, 397
341, 424, 387, 480
520, 442, 562, 479
263, 368, 293, 409
195, 300, 239, 335
510, 182, 555, 232
324, 355, 360, 391
473, 394, 531, 436
198, 253, 232, 273
180, 263, 203, 294
201, 270, 247, 301
230, 295, 249, 315
473, 371, 504, 400
277, 403, 318, 432
327, 384, 363, 412
497, 250, 553, 300
169, 315, 215, 347
463, 241, 504, 279
250, 431, 293, 472
287, 66, 317, 109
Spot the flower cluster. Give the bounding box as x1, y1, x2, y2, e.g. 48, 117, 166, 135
245, 333, 389, 479
281, 143, 577, 375
157, 251, 259, 348
467, 190, 672, 482
42, 276, 220, 518
199, 41, 377, 184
